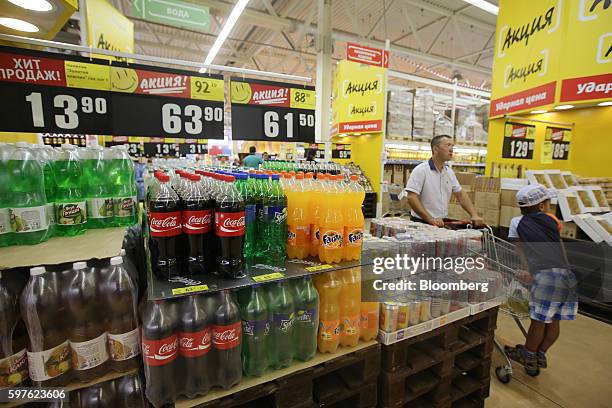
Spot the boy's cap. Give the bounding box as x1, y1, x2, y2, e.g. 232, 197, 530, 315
516, 184, 555, 207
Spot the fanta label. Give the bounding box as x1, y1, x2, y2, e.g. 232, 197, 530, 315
288, 225, 310, 246
320, 230, 342, 248
346, 228, 363, 247
318, 320, 340, 341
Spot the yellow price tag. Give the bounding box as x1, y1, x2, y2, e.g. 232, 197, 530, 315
171, 284, 209, 295
252, 272, 285, 282
305, 264, 333, 272
191, 77, 224, 101
439, 316, 448, 326
290, 88, 315, 110
65, 61, 110, 91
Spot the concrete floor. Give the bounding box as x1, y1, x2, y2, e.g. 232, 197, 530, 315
487, 312, 612, 407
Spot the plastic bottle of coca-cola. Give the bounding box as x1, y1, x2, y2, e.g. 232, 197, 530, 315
141, 299, 179, 408
213, 290, 242, 389
147, 173, 181, 280
100, 256, 140, 372
64, 262, 109, 382
179, 294, 213, 397
20, 266, 72, 387
215, 175, 246, 279
181, 174, 213, 275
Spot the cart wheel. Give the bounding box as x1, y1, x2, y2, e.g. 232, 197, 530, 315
496, 366, 512, 383
525, 366, 540, 377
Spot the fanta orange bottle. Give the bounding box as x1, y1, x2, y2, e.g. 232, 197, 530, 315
287, 173, 310, 259
360, 302, 379, 341
338, 267, 361, 347
319, 175, 344, 263
309, 173, 324, 257
343, 175, 365, 260
314, 271, 341, 353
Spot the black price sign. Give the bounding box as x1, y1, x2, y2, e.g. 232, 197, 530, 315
332, 144, 351, 159
105, 141, 143, 157
144, 142, 178, 157
546, 127, 571, 160
179, 143, 208, 155
502, 122, 535, 159
230, 78, 315, 143
0, 47, 224, 139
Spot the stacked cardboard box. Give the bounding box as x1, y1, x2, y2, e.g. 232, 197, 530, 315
412, 88, 434, 141
578, 177, 612, 204
434, 114, 453, 136
448, 172, 477, 221
499, 179, 527, 228
386, 90, 413, 141
473, 177, 501, 226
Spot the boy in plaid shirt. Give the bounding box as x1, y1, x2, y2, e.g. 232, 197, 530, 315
505, 184, 578, 375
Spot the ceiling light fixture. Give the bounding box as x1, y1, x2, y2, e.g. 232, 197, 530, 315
554, 105, 574, 110
200, 0, 250, 73
0, 17, 39, 32
7, 0, 53, 12
597, 101, 612, 106
461, 0, 499, 15
530, 110, 548, 114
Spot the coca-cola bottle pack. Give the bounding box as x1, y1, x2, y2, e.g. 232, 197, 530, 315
141, 299, 179, 408
147, 173, 181, 280
215, 175, 246, 279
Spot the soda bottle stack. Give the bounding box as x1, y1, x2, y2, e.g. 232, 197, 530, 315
19, 256, 141, 387
141, 290, 242, 407
282, 172, 364, 264
0, 142, 139, 247
238, 275, 319, 377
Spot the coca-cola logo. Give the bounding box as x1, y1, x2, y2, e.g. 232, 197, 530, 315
188, 214, 211, 226
142, 335, 179, 365
214, 328, 237, 342
222, 217, 245, 229
158, 340, 178, 355
151, 216, 179, 229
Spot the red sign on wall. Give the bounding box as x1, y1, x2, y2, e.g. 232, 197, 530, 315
346, 43, 389, 68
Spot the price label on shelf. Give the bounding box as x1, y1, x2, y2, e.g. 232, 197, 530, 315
0, 49, 224, 139
502, 122, 535, 159
546, 126, 571, 161
171, 284, 209, 295
230, 78, 316, 143
144, 142, 178, 157
304, 264, 333, 272
332, 144, 351, 159
178, 142, 208, 156
252, 272, 285, 282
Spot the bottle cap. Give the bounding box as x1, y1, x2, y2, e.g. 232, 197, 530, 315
226, 175, 236, 182
157, 173, 170, 182
110, 256, 123, 266
189, 174, 201, 181
305, 172, 314, 179
30, 266, 46, 276
350, 175, 358, 181
296, 173, 304, 180
120, 248, 126, 256
272, 174, 280, 180
73, 261, 87, 270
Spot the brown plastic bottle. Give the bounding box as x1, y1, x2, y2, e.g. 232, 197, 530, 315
100, 256, 140, 372
64, 261, 109, 382
20, 266, 72, 387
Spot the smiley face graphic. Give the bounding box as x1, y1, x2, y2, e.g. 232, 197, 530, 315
111, 67, 138, 93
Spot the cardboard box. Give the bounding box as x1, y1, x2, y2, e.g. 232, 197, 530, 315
455, 172, 477, 188
500, 206, 522, 228
484, 208, 500, 227
475, 192, 501, 211
384, 168, 393, 183
473, 177, 501, 192
448, 204, 469, 221
501, 189, 519, 207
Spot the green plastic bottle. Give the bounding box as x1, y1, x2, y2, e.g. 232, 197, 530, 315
54, 144, 87, 236
0, 143, 15, 246
84, 146, 114, 228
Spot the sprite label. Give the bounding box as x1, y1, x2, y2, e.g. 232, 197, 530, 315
87, 198, 114, 219
56, 202, 87, 225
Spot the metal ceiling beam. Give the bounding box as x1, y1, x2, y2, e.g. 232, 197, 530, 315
402, 0, 496, 31
365, 0, 396, 39
134, 0, 492, 75
400, 4, 425, 51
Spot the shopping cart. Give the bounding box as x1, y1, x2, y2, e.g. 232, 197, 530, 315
474, 228, 534, 383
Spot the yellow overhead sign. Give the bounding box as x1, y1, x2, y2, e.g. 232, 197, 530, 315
86, 0, 134, 63
331, 60, 386, 135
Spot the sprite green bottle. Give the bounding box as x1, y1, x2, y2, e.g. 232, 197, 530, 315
54, 144, 87, 236
84, 146, 114, 228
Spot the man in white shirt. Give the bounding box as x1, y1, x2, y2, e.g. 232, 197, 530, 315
403, 135, 483, 227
